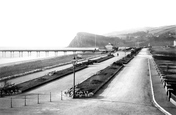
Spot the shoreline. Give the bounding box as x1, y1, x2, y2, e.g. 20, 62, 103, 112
0, 54, 72, 68
0, 52, 102, 82
0, 53, 115, 97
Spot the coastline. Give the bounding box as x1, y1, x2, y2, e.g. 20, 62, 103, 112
0, 55, 66, 68
0, 52, 102, 80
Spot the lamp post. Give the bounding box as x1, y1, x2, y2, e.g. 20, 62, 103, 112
125, 47, 126, 56
95, 34, 96, 51
72, 56, 77, 98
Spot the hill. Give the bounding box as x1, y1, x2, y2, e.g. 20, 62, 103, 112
104, 27, 152, 38
68, 32, 125, 48
105, 25, 176, 46
68, 25, 176, 48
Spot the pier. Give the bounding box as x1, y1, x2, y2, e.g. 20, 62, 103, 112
0, 48, 99, 57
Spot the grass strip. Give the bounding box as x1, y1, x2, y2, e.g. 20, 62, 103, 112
0, 53, 101, 80
65, 48, 141, 98
0, 54, 114, 97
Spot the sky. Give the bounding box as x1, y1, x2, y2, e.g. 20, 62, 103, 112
0, 0, 176, 48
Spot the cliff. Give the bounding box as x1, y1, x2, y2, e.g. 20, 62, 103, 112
68, 32, 123, 48
68, 25, 176, 47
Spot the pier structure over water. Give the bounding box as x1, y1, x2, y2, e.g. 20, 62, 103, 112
0, 48, 99, 58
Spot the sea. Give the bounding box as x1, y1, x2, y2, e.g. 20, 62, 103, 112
0, 47, 97, 67
0, 50, 74, 67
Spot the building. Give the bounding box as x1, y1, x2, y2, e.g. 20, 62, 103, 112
105, 43, 114, 52
174, 40, 176, 47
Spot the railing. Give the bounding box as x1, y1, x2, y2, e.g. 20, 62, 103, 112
0, 91, 65, 109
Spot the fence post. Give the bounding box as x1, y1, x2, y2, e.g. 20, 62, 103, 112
37, 94, 39, 104
10, 98, 13, 108
61, 91, 62, 100
24, 95, 27, 106
50, 92, 52, 102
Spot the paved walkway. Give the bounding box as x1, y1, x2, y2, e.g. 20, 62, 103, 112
1, 49, 176, 115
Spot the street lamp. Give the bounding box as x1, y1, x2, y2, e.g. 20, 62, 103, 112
95, 34, 96, 50
95, 34, 97, 51
72, 56, 77, 98
125, 47, 126, 56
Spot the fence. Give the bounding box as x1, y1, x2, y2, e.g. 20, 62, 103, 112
0, 91, 65, 109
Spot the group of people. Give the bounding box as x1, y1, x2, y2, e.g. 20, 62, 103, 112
64, 87, 94, 98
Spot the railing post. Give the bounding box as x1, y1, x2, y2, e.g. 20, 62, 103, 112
61, 91, 62, 100
50, 92, 52, 102
10, 98, 13, 108
24, 95, 27, 106
37, 94, 39, 104
73, 63, 75, 98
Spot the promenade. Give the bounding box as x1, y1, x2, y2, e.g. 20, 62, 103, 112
0, 49, 175, 115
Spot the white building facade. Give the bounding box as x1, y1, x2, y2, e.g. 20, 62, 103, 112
174, 40, 176, 47
105, 43, 114, 52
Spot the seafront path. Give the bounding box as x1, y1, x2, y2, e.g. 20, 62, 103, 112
0, 49, 175, 115
0, 51, 126, 114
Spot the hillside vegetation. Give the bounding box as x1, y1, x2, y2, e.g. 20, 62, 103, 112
68, 32, 124, 48
68, 25, 176, 47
